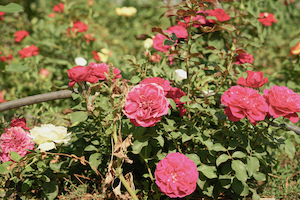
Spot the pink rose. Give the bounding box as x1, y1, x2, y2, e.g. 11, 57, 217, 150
14, 30, 30, 42
153, 30, 177, 53
53, 3, 64, 13
39, 68, 50, 77
177, 10, 212, 28
124, 83, 169, 127
237, 71, 268, 88
149, 53, 162, 63
221, 86, 268, 125
155, 152, 198, 198
68, 21, 88, 33
67, 66, 98, 88
167, 25, 188, 39
139, 77, 172, 94
0, 127, 35, 162
11, 118, 30, 130
258, 13, 277, 26
0, 91, 6, 103
235, 52, 254, 65
0, 11, 4, 21
166, 87, 187, 116
264, 85, 300, 123
208, 8, 230, 22
18, 44, 39, 58
88, 62, 122, 81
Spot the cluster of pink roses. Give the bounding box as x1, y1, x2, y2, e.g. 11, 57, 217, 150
124, 77, 187, 127
0, 118, 34, 162
67, 62, 122, 88
222, 71, 300, 125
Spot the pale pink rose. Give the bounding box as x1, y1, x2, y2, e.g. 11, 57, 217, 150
237, 71, 268, 88
221, 86, 268, 125
167, 25, 188, 39
88, 62, 122, 81
264, 85, 300, 123
139, 77, 172, 94
124, 83, 169, 127
0, 127, 35, 162
155, 152, 198, 198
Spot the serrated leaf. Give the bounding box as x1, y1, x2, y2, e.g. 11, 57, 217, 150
0, 3, 23, 12
232, 160, 248, 183
216, 154, 230, 166
70, 111, 88, 124
5, 64, 30, 72
198, 164, 217, 179
232, 151, 246, 158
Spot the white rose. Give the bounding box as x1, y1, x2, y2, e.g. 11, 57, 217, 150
29, 124, 71, 151
144, 38, 153, 49
175, 69, 187, 80
202, 90, 215, 97
75, 57, 87, 66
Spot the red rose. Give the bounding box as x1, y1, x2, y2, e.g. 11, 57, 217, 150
91, 50, 100, 62
235, 52, 254, 65
258, 13, 277, 26
208, 8, 230, 22
221, 86, 268, 125
237, 71, 268, 88
167, 25, 188, 39
89, 62, 122, 81
264, 85, 300, 123
18, 45, 39, 59
0, 56, 7, 62
39, 68, 50, 77
140, 77, 172, 94
0, 12, 4, 21
69, 21, 88, 33
166, 87, 187, 116
53, 3, 64, 13
14, 30, 30, 42
153, 30, 177, 53
124, 83, 170, 127
11, 118, 30, 130
67, 66, 98, 88
8, 54, 13, 60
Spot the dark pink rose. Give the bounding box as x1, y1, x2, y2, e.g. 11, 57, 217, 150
67, 66, 98, 88
53, 3, 64, 13
14, 30, 30, 42
140, 77, 172, 94
88, 62, 122, 81
264, 85, 300, 123
167, 25, 188, 39
153, 30, 177, 53
221, 86, 268, 125
124, 83, 169, 127
0, 91, 6, 103
0, 56, 6, 62
11, 118, 30, 130
166, 87, 187, 116
68, 21, 88, 33
177, 10, 212, 28
208, 8, 230, 22
258, 13, 277, 26
0, 11, 4, 21
155, 152, 198, 198
237, 71, 268, 88
235, 52, 254, 65
18, 44, 39, 59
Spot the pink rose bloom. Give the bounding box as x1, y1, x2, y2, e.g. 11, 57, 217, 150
153, 30, 177, 53
237, 71, 268, 88
166, 87, 187, 116
139, 77, 172, 94
0, 127, 35, 162
68, 21, 88, 33
221, 86, 268, 125
18, 44, 39, 59
264, 85, 300, 123
124, 83, 170, 127
48, 13, 56, 18
0, 91, 6, 103
155, 152, 198, 198
208, 8, 230, 22
67, 66, 98, 88
53, 3, 64, 13
11, 118, 30, 130
258, 13, 277, 26
235, 52, 254, 65
149, 53, 162, 63
0, 11, 4, 21
178, 10, 212, 28
168, 54, 175, 66
14, 30, 30, 42
39, 68, 50, 77
167, 25, 188, 39
89, 62, 122, 81
0, 56, 6, 62
84, 33, 97, 44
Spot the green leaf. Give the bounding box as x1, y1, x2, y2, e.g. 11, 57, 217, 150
216, 154, 230, 166
123, 55, 136, 64
186, 154, 201, 166
164, 39, 175, 46
249, 188, 260, 200
49, 162, 64, 172
232, 151, 246, 158
246, 157, 260, 177
70, 111, 88, 124
131, 139, 148, 154
253, 172, 266, 182
182, 133, 193, 143
155, 135, 164, 147
180, 96, 190, 103
43, 181, 59, 200
0, 3, 23, 12
285, 139, 295, 159
84, 145, 98, 151
0, 161, 13, 174
170, 33, 178, 41
168, 98, 177, 109
232, 160, 248, 183
218, 24, 236, 32
290, 38, 300, 48
219, 174, 232, 189
10, 151, 22, 162
89, 153, 102, 170
198, 164, 217, 179
232, 178, 249, 196
5, 64, 30, 72
170, 131, 181, 139
211, 143, 227, 152
0, 61, 5, 71
130, 76, 141, 84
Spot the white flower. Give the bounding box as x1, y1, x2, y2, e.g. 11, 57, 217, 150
144, 38, 153, 49
75, 57, 87, 66
115, 6, 137, 17
202, 90, 215, 97
175, 69, 187, 80
29, 124, 71, 151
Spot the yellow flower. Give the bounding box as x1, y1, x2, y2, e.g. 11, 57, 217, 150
115, 7, 123, 16
115, 6, 137, 17
290, 42, 300, 55
144, 38, 153, 49
97, 48, 113, 62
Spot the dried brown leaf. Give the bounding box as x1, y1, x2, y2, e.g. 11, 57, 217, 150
80, 156, 86, 166
50, 155, 60, 164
